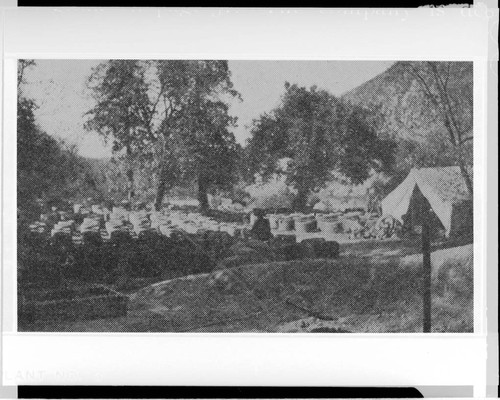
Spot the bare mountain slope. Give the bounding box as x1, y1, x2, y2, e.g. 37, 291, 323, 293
341, 61, 473, 143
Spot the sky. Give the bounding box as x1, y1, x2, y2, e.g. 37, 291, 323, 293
23, 60, 395, 159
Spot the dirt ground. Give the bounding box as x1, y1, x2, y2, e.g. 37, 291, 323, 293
23, 240, 473, 333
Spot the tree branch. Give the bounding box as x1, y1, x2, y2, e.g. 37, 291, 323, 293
443, 62, 451, 91
403, 62, 458, 146
460, 135, 474, 145
428, 62, 464, 145
403, 62, 440, 107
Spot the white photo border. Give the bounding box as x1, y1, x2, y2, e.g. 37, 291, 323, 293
1, 5, 496, 395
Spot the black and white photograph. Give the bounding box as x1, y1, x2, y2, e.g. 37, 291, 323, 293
16, 59, 474, 333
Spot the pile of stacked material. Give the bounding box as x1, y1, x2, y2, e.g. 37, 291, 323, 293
316, 213, 341, 233
178, 220, 199, 234
339, 217, 364, 239
217, 201, 245, 213
79, 217, 101, 234
150, 212, 175, 237
150, 212, 168, 229
167, 211, 187, 227
150, 210, 245, 237
184, 212, 204, 227
102, 207, 112, 221
343, 211, 364, 219
29, 221, 47, 234
166, 212, 200, 234
357, 212, 379, 231
105, 218, 129, 236
111, 206, 130, 222
129, 211, 151, 235
40, 212, 60, 227
277, 215, 295, 232
294, 214, 317, 234
158, 225, 175, 237
219, 223, 237, 236
358, 212, 379, 224
90, 204, 109, 220
51, 220, 75, 237
105, 207, 132, 236
267, 214, 282, 230
202, 219, 222, 232
91, 204, 102, 214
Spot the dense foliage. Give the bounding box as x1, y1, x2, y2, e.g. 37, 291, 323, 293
17, 61, 99, 220
18, 60, 473, 212
245, 83, 396, 210
85, 60, 241, 212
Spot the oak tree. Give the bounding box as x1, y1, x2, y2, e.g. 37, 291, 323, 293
246, 83, 396, 211
85, 60, 240, 212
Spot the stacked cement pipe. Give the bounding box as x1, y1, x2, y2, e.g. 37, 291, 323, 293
29, 204, 247, 241
265, 210, 383, 240
28, 202, 387, 243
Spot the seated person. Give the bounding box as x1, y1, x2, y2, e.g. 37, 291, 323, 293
250, 208, 272, 241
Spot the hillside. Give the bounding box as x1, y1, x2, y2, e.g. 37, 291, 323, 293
341, 61, 473, 145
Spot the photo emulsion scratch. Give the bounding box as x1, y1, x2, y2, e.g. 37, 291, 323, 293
16, 60, 474, 333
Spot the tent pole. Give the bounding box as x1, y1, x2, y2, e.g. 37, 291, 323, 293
422, 205, 432, 332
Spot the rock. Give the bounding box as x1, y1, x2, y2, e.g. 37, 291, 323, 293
207, 270, 238, 293
274, 243, 303, 261
300, 238, 339, 259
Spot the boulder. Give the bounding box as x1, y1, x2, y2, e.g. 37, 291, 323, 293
300, 239, 340, 259
274, 242, 303, 261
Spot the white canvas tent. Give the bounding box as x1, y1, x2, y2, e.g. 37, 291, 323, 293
381, 166, 472, 237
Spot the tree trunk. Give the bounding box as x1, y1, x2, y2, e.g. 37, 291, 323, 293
126, 169, 134, 201
154, 159, 169, 212
154, 177, 167, 212
459, 162, 473, 196
198, 176, 209, 215
126, 146, 134, 201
